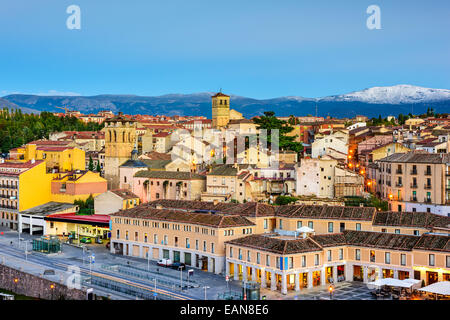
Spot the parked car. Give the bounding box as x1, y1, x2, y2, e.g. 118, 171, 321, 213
80, 237, 92, 244
157, 259, 172, 267
170, 262, 186, 270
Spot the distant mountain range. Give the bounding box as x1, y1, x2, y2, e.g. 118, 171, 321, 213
1, 85, 449, 118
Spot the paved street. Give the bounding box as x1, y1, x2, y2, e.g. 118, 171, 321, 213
0, 227, 383, 300
261, 282, 378, 300
0, 227, 243, 300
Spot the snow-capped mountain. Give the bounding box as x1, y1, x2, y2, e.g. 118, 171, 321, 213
320, 85, 450, 104
2, 84, 449, 118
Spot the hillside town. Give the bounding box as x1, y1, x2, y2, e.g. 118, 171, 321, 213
0, 92, 449, 300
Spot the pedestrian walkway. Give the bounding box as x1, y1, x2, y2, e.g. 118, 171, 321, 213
260, 282, 376, 300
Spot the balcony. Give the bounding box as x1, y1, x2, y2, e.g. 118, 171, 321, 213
395, 169, 403, 174
410, 183, 418, 189
424, 198, 432, 203
0, 205, 18, 210
424, 184, 432, 190
0, 185, 17, 189
386, 169, 391, 174
424, 170, 432, 176
410, 169, 417, 175
410, 196, 417, 202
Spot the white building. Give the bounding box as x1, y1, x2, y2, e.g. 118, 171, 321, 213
311, 131, 348, 159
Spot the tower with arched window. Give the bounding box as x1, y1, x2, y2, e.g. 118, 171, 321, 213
211, 92, 230, 129
103, 112, 137, 189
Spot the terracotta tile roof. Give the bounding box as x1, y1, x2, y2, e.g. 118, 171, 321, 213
226, 234, 323, 254
310, 233, 347, 247
413, 234, 450, 252
28, 140, 71, 146
140, 159, 172, 169
142, 152, 172, 160
276, 205, 376, 221
373, 211, 450, 229
208, 164, 252, 176
378, 151, 450, 163
0, 160, 44, 169
343, 230, 419, 251
211, 92, 230, 98
134, 170, 205, 180
149, 199, 276, 217
153, 132, 171, 138
110, 189, 139, 200
111, 204, 254, 228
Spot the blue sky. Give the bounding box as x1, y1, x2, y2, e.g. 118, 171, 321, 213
0, 0, 449, 99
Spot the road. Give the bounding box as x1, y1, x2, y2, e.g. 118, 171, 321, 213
0, 241, 194, 300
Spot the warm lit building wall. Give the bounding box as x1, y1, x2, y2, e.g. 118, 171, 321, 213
110, 215, 255, 274
18, 162, 52, 212
50, 171, 107, 203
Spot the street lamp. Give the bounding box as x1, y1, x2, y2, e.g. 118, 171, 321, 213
203, 286, 210, 300
13, 278, 18, 294
179, 266, 184, 290
50, 284, 55, 300
328, 285, 334, 300
154, 278, 157, 300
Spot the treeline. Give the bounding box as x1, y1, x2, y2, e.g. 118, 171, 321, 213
367, 109, 448, 127
0, 108, 104, 154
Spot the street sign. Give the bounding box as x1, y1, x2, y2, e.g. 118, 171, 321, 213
225, 275, 229, 281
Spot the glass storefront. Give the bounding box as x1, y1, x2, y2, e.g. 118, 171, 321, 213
383, 269, 394, 278
312, 271, 321, 286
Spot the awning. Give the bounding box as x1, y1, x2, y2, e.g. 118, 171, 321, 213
367, 278, 419, 289
296, 226, 314, 233
419, 281, 450, 296
45, 213, 110, 227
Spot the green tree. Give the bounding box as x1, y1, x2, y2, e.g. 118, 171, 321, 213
88, 155, 94, 171
274, 195, 299, 205
253, 111, 303, 155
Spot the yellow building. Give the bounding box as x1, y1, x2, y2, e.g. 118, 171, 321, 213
51, 170, 107, 203
0, 160, 52, 229
225, 230, 450, 294
10, 142, 85, 172
361, 142, 410, 167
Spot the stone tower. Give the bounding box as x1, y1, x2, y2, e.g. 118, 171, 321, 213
104, 112, 137, 189
211, 92, 230, 129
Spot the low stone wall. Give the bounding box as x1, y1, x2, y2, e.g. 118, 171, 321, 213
0, 264, 86, 300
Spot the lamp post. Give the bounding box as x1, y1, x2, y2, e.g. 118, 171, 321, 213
329, 285, 334, 300
50, 284, 55, 300
13, 278, 18, 294
179, 266, 184, 290
147, 251, 150, 272
25, 240, 29, 261
154, 278, 157, 300
203, 286, 210, 300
